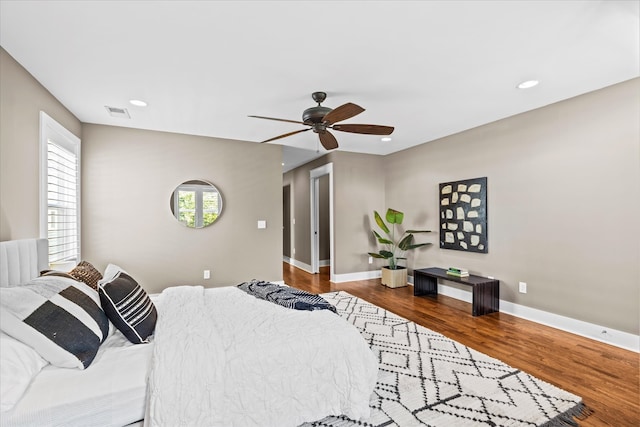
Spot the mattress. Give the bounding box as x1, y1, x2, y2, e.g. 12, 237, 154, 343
1, 315, 154, 427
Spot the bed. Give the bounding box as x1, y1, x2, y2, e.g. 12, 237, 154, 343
0, 239, 378, 426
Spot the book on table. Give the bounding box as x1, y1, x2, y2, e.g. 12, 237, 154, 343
447, 267, 469, 277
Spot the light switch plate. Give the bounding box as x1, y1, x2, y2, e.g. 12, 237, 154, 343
257, 220, 267, 229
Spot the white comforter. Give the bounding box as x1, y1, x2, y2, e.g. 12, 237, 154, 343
145, 286, 378, 427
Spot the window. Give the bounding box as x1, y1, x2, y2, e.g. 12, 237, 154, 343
40, 112, 81, 268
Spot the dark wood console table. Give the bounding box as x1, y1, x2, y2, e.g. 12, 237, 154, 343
413, 267, 499, 316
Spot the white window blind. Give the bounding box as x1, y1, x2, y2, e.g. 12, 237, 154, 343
47, 141, 79, 263
40, 112, 81, 267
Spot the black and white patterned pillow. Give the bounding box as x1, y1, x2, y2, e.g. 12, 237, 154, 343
98, 267, 157, 344
0, 276, 110, 369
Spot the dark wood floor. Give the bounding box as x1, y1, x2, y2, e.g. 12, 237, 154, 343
284, 263, 640, 427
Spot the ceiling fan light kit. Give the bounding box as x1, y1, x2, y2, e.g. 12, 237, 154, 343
249, 91, 394, 150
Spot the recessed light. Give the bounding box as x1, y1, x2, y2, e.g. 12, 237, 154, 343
281, 163, 285, 166
129, 99, 148, 107
517, 80, 539, 89
381, 137, 392, 142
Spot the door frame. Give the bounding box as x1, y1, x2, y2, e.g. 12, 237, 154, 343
309, 163, 334, 280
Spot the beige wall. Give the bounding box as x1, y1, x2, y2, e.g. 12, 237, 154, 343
81, 124, 283, 293
384, 78, 639, 334
283, 151, 385, 274
332, 152, 385, 274
0, 48, 82, 241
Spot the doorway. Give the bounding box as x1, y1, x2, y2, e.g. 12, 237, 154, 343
309, 163, 333, 278
282, 184, 291, 261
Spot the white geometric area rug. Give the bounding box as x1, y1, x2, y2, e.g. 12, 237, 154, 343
303, 291, 591, 427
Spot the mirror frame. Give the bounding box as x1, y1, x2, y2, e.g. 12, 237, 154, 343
170, 180, 223, 228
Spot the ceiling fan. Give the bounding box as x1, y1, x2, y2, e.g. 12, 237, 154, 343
249, 91, 394, 150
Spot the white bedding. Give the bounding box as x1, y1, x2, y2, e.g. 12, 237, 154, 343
145, 286, 378, 427
1, 326, 153, 427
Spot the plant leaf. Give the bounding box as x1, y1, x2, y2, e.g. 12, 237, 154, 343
368, 252, 389, 259
379, 250, 394, 258
374, 211, 390, 234
404, 242, 433, 250
398, 234, 414, 250
385, 208, 404, 224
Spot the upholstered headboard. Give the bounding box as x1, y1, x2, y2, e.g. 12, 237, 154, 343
0, 239, 49, 287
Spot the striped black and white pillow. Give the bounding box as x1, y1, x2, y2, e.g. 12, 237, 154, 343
98, 266, 156, 344
0, 276, 110, 369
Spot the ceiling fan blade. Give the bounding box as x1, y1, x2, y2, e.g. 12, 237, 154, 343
319, 131, 339, 150
322, 103, 365, 125
332, 124, 394, 135
261, 128, 311, 143
249, 115, 306, 125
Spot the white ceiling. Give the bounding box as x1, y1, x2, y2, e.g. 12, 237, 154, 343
1, 1, 638, 172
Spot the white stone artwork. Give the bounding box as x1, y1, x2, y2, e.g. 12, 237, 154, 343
439, 177, 487, 253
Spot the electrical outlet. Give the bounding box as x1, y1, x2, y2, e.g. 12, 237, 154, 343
368, 256, 373, 264
204, 270, 211, 280
518, 281, 527, 293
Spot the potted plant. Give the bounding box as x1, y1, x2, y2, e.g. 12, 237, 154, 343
368, 208, 432, 288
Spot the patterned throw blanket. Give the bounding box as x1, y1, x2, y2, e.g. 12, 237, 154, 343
237, 280, 337, 313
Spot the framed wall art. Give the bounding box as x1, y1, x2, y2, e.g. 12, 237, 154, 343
439, 177, 487, 253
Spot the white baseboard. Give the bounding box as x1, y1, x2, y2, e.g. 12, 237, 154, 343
405, 275, 639, 353
333, 269, 381, 283
283, 257, 329, 269
282, 256, 313, 274
285, 267, 639, 352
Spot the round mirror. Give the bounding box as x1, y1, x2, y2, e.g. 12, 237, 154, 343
170, 180, 223, 228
